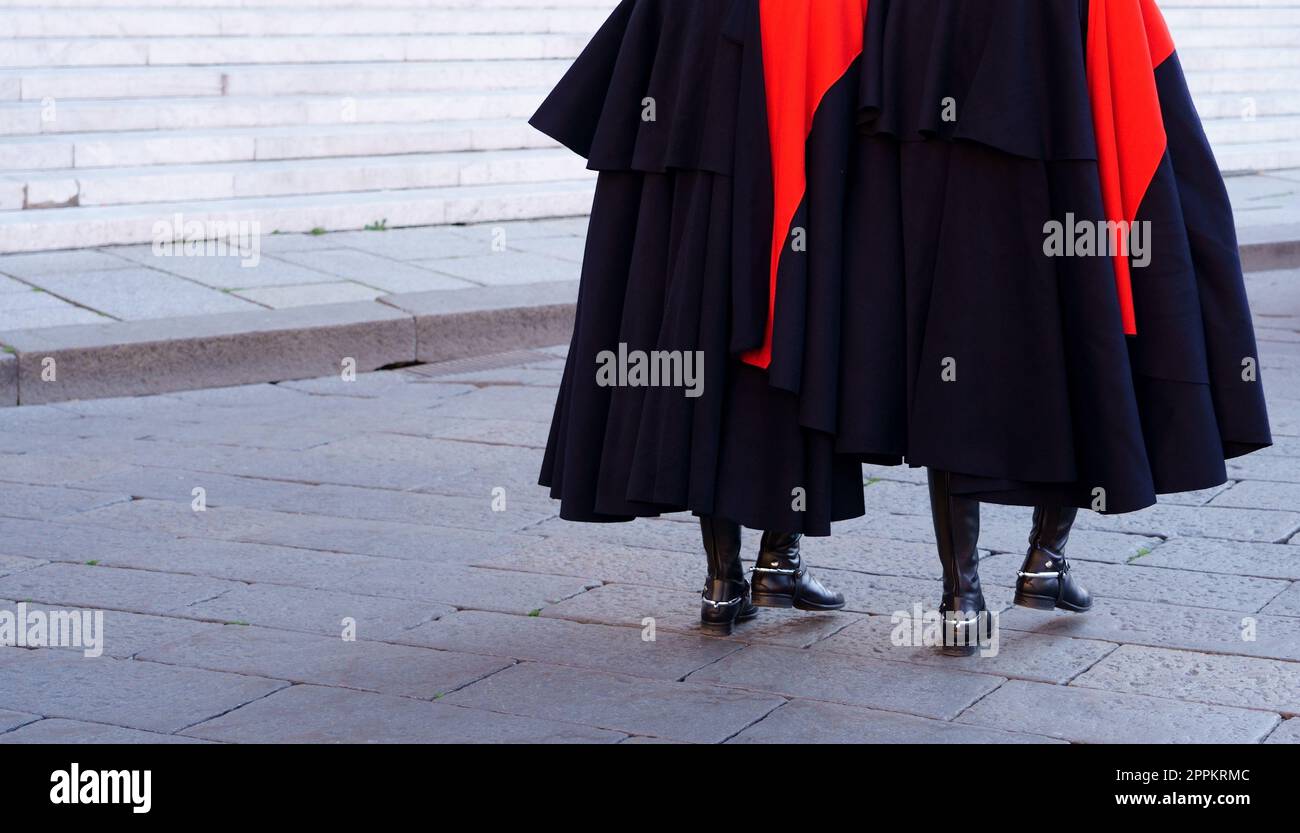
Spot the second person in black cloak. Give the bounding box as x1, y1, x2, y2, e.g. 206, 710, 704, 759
529, 0, 1272, 649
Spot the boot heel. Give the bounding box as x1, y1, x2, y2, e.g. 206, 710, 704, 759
1013, 592, 1057, 611
700, 618, 737, 636
750, 592, 794, 609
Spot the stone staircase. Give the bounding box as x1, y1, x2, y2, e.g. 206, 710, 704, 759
0, 0, 1297, 254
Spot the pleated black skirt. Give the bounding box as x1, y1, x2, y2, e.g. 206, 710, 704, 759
534, 0, 1272, 535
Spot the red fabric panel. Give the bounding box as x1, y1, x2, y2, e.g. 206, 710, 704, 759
1087, 0, 1174, 335
742, 0, 868, 369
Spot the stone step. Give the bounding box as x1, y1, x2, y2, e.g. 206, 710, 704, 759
1191, 89, 1300, 119
1214, 139, 1300, 174
3, 59, 570, 101
0, 88, 549, 137
0, 178, 598, 253
0, 0, 1291, 250
1164, 0, 1300, 6
1185, 67, 1300, 95
1204, 114, 1300, 146
0, 32, 590, 69
3, 35, 1297, 74
8, 36, 1300, 72
2, 147, 593, 210
1179, 45, 1300, 70
0, 6, 614, 38
1175, 26, 1300, 49
1165, 7, 1300, 27
0, 119, 552, 172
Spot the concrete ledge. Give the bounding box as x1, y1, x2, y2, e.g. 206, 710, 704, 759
0, 283, 580, 406
0, 351, 15, 407
0, 301, 416, 405
1239, 224, 1300, 273
381, 281, 577, 363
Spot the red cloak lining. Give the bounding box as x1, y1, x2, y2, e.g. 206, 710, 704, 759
742, 0, 868, 370
745, 0, 1176, 371
1086, 0, 1176, 336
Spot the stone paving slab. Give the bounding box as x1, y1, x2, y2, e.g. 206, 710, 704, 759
727, 699, 1062, 745
980, 552, 1290, 612
0, 648, 286, 734
811, 615, 1117, 685
0, 451, 135, 488
28, 267, 259, 320
0, 708, 39, 734
0, 482, 130, 522
270, 248, 475, 294
62, 499, 548, 563
0, 719, 214, 744
0, 515, 432, 583
1227, 453, 1300, 483
138, 625, 511, 699
66, 466, 557, 534
999, 597, 1300, 662
0, 555, 43, 578
1138, 536, 1300, 580
0, 295, 123, 333
1261, 581, 1300, 617
0, 598, 220, 659
1210, 478, 1300, 511
183, 583, 455, 640
109, 244, 343, 290
325, 227, 487, 261
474, 538, 725, 592
1077, 502, 1300, 543
182, 683, 625, 744
1266, 718, 1300, 744
104, 418, 351, 452
401, 610, 743, 682
688, 644, 1005, 721
956, 680, 1279, 744
0, 515, 593, 614
56, 440, 472, 495
232, 281, 385, 309
415, 250, 577, 286
1071, 644, 1300, 715
0, 562, 242, 616
538, 582, 860, 649
0, 250, 137, 280
442, 662, 786, 744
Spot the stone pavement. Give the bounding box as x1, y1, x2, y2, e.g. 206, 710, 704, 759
0, 216, 587, 332
0, 302, 1298, 742
0, 173, 1294, 333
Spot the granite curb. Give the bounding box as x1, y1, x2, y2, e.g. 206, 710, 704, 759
0, 281, 577, 406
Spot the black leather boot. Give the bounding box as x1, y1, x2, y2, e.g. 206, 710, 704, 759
1015, 505, 1093, 612
699, 516, 758, 634
751, 532, 846, 611
928, 469, 991, 656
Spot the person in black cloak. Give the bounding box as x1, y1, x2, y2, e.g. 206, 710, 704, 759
529, 0, 1272, 650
